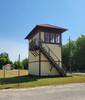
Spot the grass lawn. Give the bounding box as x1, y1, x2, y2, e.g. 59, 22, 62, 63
0, 70, 85, 89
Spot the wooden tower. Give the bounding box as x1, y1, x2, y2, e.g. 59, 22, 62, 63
25, 24, 67, 76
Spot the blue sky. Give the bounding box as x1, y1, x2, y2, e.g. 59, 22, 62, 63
0, 0, 85, 61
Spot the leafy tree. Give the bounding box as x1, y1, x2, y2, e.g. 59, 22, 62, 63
74, 35, 85, 71
22, 58, 28, 69
62, 35, 85, 72
62, 40, 76, 71
62, 44, 69, 71
0, 52, 12, 69
14, 61, 23, 69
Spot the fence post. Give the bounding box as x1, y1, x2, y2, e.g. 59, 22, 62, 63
3, 66, 6, 84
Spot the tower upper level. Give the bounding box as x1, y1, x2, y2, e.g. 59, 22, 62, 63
25, 24, 67, 40
25, 24, 67, 51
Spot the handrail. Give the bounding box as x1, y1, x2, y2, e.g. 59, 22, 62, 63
29, 39, 39, 50
40, 39, 60, 62
30, 39, 60, 62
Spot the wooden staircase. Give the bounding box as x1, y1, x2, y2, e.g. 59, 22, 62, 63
29, 39, 66, 76
39, 43, 66, 76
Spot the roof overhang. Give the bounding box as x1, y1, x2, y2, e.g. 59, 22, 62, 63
25, 24, 67, 40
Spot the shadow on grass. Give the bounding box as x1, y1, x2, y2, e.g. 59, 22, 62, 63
0, 75, 39, 85
0, 74, 72, 85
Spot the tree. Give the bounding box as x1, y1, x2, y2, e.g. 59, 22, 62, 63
0, 52, 12, 69
14, 61, 23, 69
62, 35, 85, 72
22, 58, 28, 69
62, 44, 70, 71
74, 35, 85, 72
62, 40, 76, 71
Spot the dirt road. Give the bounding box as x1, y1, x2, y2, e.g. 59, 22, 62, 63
0, 83, 85, 100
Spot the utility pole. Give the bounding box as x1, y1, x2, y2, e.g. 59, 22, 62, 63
69, 36, 72, 74
18, 54, 20, 87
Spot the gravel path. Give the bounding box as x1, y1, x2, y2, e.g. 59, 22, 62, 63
0, 83, 85, 100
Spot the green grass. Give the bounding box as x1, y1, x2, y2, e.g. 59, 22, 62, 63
0, 70, 85, 89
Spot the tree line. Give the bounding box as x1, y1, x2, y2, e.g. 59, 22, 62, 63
62, 35, 85, 72
0, 52, 28, 69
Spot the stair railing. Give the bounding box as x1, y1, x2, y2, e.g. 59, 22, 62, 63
39, 39, 61, 66
29, 39, 39, 56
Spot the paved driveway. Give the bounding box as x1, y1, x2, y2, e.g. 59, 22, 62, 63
0, 83, 85, 100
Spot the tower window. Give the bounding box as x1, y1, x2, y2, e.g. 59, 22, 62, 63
44, 32, 60, 44
55, 34, 60, 43
50, 33, 55, 43
44, 32, 49, 43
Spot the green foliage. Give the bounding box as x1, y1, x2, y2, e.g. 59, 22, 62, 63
14, 58, 28, 69
62, 35, 85, 72
0, 52, 12, 69
22, 58, 28, 69
74, 35, 85, 71
14, 61, 23, 69
0, 53, 28, 70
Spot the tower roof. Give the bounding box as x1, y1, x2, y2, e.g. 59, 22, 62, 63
38, 24, 66, 30
25, 24, 67, 39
